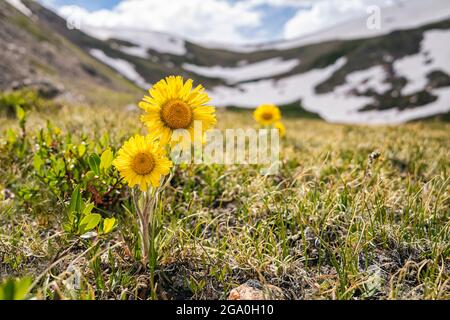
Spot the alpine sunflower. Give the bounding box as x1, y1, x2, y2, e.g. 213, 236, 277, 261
113, 135, 172, 191
139, 76, 216, 144
253, 104, 281, 126
274, 121, 286, 138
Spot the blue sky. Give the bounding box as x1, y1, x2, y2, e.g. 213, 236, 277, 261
47, 0, 121, 11
45, 0, 397, 44
237, 4, 301, 41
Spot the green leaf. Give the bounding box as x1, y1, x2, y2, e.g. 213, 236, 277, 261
6, 129, 17, 144
0, 277, 31, 300
100, 148, 113, 171
102, 217, 116, 234
69, 185, 82, 215
12, 277, 31, 300
99, 133, 110, 148
33, 153, 44, 172
85, 171, 96, 180
79, 214, 101, 233
82, 203, 95, 216
88, 154, 101, 176
54, 158, 66, 176
16, 106, 26, 122
78, 143, 87, 157
62, 221, 73, 232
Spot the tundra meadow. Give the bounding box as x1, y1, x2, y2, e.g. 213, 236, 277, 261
0, 74, 449, 301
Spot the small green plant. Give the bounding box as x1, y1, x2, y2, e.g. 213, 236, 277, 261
64, 185, 116, 236
0, 89, 40, 118
31, 122, 124, 205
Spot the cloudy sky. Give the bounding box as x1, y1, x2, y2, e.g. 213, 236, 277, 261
40, 0, 403, 44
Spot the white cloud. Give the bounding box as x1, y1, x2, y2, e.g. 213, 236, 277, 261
58, 0, 262, 44
283, 0, 396, 39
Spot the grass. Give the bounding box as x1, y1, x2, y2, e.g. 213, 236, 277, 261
0, 101, 449, 300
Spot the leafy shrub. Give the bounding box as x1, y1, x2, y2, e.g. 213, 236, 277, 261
0, 89, 42, 118
1, 108, 125, 222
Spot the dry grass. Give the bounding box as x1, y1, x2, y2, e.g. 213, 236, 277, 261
1, 104, 449, 300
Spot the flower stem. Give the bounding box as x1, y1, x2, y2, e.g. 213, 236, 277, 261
132, 189, 151, 267
131, 181, 167, 298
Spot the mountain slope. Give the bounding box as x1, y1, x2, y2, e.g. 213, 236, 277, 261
22, 0, 227, 88
205, 20, 450, 124
2, 0, 450, 123
0, 0, 141, 106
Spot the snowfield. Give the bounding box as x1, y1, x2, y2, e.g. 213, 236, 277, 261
210, 58, 348, 109
89, 49, 150, 89
345, 65, 391, 95
394, 29, 450, 95
183, 58, 300, 85
85, 27, 186, 56
209, 27, 450, 125
118, 45, 149, 59
6, 0, 32, 17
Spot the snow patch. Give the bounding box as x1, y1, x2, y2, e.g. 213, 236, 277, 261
89, 49, 150, 89
6, 0, 32, 17
210, 57, 450, 124
119, 45, 149, 59
210, 58, 347, 108
86, 27, 186, 56
344, 65, 391, 95
394, 29, 450, 95
184, 58, 300, 84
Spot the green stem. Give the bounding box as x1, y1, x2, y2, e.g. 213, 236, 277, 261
132, 189, 150, 267
132, 174, 172, 298
149, 195, 158, 299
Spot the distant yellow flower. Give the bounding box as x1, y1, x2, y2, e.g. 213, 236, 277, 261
253, 104, 281, 126
139, 76, 216, 144
274, 121, 286, 137
113, 135, 172, 191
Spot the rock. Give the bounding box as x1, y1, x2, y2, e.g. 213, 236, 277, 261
10, 79, 63, 99
228, 280, 285, 300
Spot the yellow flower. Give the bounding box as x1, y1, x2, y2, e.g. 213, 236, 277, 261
139, 76, 216, 144
253, 104, 281, 126
274, 121, 286, 138
113, 135, 172, 191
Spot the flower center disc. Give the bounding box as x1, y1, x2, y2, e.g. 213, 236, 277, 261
262, 112, 273, 121
161, 100, 193, 129
132, 153, 155, 175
